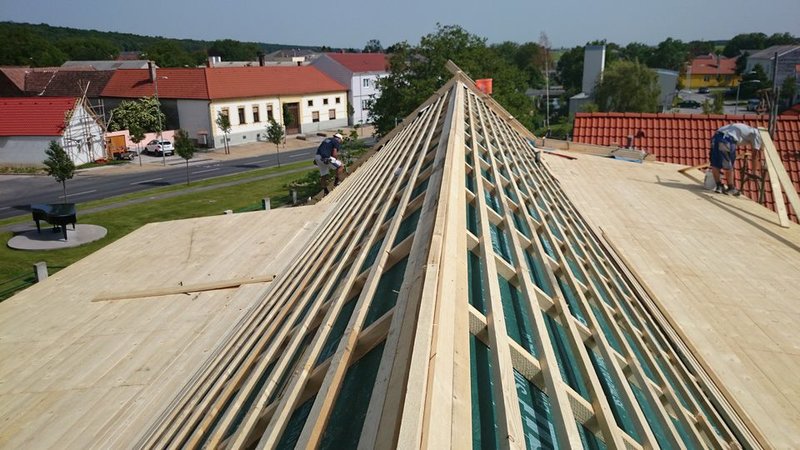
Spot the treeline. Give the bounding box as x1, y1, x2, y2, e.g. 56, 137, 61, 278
0, 21, 321, 67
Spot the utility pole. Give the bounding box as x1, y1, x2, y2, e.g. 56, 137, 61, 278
768, 51, 779, 137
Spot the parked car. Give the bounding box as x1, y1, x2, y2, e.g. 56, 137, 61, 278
698, 87, 710, 94
144, 139, 174, 156
678, 99, 702, 108
746, 98, 761, 111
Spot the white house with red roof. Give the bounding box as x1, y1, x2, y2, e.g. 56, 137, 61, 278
0, 97, 104, 167
101, 66, 348, 150
312, 53, 389, 126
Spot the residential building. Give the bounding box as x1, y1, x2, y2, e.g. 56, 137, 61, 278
101, 66, 348, 149
746, 45, 800, 85
313, 53, 389, 125
61, 60, 152, 70
681, 54, 739, 89
572, 111, 800, 222
0, 97, 104, 167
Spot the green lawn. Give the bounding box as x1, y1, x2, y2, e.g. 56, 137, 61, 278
0, 162, 318, 301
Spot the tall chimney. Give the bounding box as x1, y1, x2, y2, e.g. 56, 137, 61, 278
259, 54, 266, 66
148, 61, 156, 82
582, 45, 606, 96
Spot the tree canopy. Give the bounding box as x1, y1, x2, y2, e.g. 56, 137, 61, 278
369, 24, 532, 136
174, 129, 195, 185
593, 60, 660, 113
143, 40, 200, 67
108, 97, 165, 134
208, 39, 261, 61
363, 39, 384, 53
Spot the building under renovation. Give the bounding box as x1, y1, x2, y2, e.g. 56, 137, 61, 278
1, 66, 799, 449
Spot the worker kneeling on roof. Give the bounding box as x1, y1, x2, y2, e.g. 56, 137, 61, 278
314, 133, 344, 194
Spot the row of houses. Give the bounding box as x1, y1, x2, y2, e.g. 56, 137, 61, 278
0, 53, 389, 167
680, 45, 800, 91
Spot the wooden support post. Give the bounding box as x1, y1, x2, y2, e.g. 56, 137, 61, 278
760, 128, 799, 225
33, 261, 48, 282
262, 197, 271, 211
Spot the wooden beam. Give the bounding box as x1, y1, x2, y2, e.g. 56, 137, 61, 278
92, 275, 275, 302
760, 129, 799, 225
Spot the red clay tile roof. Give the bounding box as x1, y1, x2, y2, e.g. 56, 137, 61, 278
326, 53, 389, 73
102, 68, 209, 99
0, 97, 77, 136
205, 66, 346, 98
688, 55, 737, 76
573, 112, 800, 222
102, 66, 346, 100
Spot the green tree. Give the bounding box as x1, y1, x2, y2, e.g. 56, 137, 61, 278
723, 33, 768, 57
370, 24, 532, 136
43, 141, 76, 200
265, 119, 285, 167
208, 39, 260, 61
0, 27, 67, 66
216, 112, 232, 155
556, 45, 584, 95
621, 42, 653, 64
173, 129, 195, 185
780, 76, 797, 109
740, 65, 771, 99
648, 38, 688, 71
765, 32, 799, 47
686, 40, 716, 58
593, 60, 659, 113
363, 39, 384, 53
108, 97, 165, 134
143, 41, 196, 67
56, 37, 119, 60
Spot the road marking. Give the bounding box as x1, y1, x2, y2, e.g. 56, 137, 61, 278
288, 153, 309, 159
131, 178, 164, 185
60, 190, 96, 199
250, 159, 271, 165
193, 168, 221, 174
0, 206, 10, 211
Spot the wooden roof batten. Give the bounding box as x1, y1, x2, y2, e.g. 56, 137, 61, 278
126, 63, 765, 449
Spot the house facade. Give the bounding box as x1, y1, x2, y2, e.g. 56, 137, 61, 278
0, 97, 105, 167
312, 53, 389, 126
101, 66, 348, 150
680, 54, 739, 89
746, 45, 800, 104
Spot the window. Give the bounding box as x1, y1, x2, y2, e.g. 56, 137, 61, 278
335, 97, 341, 104
329, 109, 336, 120
252, 105, 260, 123
362, 99, 369, 110
363, 78, 370, 88
308, 100, 314, 107
238, 106, 246, 124
267, 104, 274, 121
312, 111, 320, 123
323, 98, 329, 105
220, 107, 229, 118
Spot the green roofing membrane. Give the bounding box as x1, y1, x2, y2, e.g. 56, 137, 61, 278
468, 251, 488, 314
470, 335, 500, 450
489, 223, 513, 264
363, 257, 409, 327
498, 276, 538, 357
587, 348, 641, 443
319, 342, 386, 449
514, 370, 558, 449
544, 314, 590, 400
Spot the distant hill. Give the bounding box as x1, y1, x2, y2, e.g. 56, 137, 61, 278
0, 21, 324, 67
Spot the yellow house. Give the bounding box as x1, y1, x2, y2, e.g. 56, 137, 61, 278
680, 54, 741, 89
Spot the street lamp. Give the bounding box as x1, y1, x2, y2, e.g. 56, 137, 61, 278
734, 77, 758, 114
149, 61, 168, 166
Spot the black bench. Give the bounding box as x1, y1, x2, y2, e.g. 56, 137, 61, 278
31, 203, 77, 240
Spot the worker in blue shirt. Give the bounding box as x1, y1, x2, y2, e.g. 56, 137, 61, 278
315, 133, 344, 194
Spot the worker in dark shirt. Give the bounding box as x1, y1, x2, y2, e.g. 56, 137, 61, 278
314, 133, 344, 194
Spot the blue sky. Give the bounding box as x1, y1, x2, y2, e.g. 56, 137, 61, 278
3, 0, 798, 49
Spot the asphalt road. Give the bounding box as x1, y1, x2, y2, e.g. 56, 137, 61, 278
0, 145, 320, 220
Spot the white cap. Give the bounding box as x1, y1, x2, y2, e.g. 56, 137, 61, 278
333, 133, 343, 140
